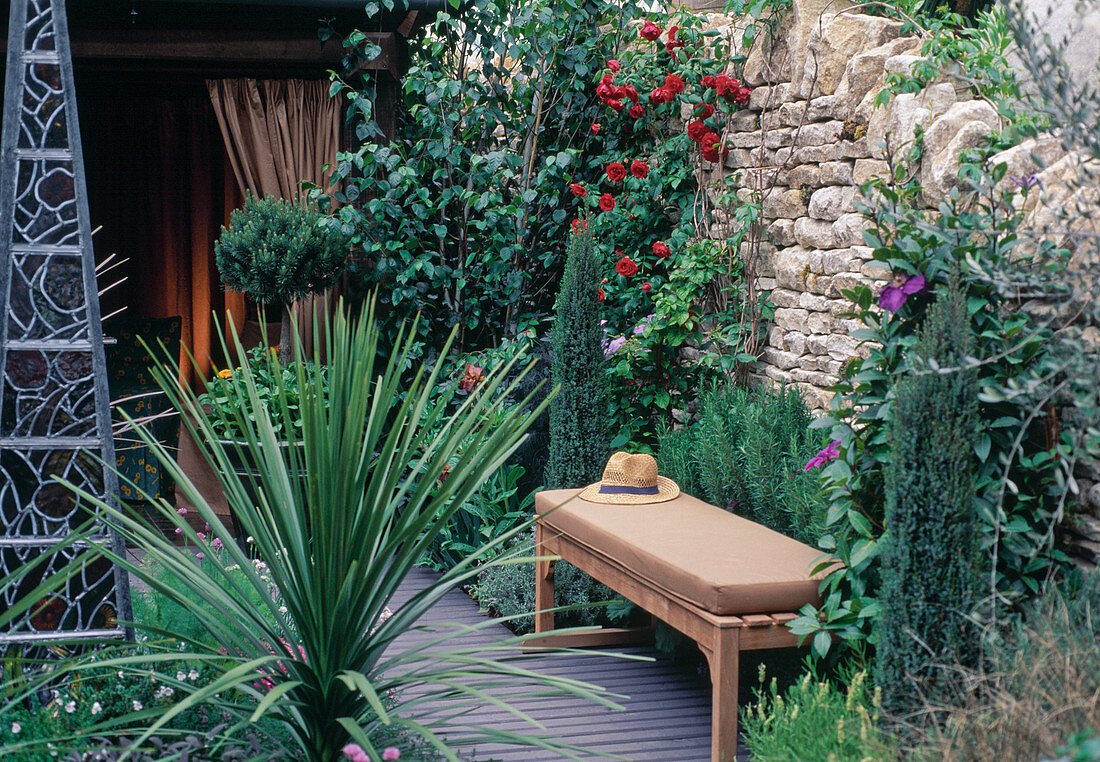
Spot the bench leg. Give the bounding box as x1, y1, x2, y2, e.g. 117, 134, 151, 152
704, 626, 741, 762
534, 521, 556, 635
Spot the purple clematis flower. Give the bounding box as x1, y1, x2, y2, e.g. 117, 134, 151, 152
604, 335, 627, 357
804, 440, 841, 472
878, 273, 928, 312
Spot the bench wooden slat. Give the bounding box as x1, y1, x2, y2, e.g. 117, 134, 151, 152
741, 614, 774, 628
771, 612, 798, 625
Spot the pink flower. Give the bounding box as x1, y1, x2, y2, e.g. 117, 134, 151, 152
195, 552, 205, 560
177, 507, 188, 515
383, 749, 401, 761
342, 744, 369, 762
591, 123, 601, 136
804, 441, 841, 472
605, 335, 627, 357
211, 538, 223, 549
174, 527, 183, 535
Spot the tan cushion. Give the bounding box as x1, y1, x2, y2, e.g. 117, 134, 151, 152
535, 488, 826, 616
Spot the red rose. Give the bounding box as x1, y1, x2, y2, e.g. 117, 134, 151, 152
597, 287, 606, 302
664, 73, 685, 94
596, 82, 613, 101
616, 256, 638, 277
605, 162, 627, 182
569, 182, 587, 197
642, 282, 652, 293
623, 85, 639, 102
701, 133, 728, 163
607, 59, 621, 73
696, 103, 715, 118
701, 74, 718, 90
591, 123, 601, 135
665, 25, 684, 55
715, 74, 735, 96
650, 87, 674, 104
608, 99, 624, 112
733, 86, 752, 104
599, 193, 616, 212
630, 159, 649, 178
652, 241, 671, 258
628, 103, 645, 119
686, 120, 708, 143
640, 19, 662, 41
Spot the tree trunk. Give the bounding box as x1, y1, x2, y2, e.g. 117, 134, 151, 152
279, 302, 293, 364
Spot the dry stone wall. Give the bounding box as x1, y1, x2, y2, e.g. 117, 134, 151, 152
695, 6, 1007, 409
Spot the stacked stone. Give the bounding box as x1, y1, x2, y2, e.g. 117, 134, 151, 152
696, 5, 1008, 409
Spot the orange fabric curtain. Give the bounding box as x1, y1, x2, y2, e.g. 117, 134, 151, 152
206, 79, 341, 357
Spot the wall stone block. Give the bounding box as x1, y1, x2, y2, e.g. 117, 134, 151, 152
807, 311, 835, 334
762, 346, 804, 370
794, 217, 837, 248
852, 158, 891, 186
794, 120, 844, 146
773, 307, 811, 332
763, 188, 809, 218
770, 288, 801, 308
833, 212, 871, 246
769, 218, 798, 246
808, 186, 858, 220
784, 331, 808, 354
820, 161, 855, 186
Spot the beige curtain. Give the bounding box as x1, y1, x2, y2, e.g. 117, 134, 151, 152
207, 78, 341, 357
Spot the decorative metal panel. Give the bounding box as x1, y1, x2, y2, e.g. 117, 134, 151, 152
0, 0, 132, 654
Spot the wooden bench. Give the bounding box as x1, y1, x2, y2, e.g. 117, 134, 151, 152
529, 488, 826, 762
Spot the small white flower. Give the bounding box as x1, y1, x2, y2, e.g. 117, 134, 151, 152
153, 686, 174, 700
117, 671, 124, 679
11, 722, 21, 734
176, 670, 186, 682
188, 669, 200, 681
278, 606, 288, 614
64, 700, 75, 714
132, 700, 143, 711
91, 702, 102, 716
246, 536, 254, 544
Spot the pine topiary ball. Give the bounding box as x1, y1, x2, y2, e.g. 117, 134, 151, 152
215, 194, 349, 305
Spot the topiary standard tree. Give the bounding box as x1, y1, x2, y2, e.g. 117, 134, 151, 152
546, 217, 609, 489
876, 276, 983, 722
215, 193, 349, 360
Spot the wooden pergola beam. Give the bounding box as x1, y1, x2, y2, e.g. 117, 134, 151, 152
5, 29, 400, 73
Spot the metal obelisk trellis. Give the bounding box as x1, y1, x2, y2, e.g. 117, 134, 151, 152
0, 0, 132, 651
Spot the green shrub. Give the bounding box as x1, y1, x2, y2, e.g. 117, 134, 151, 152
876, 279, 982, 720
214, 193, 348, 357
656, 382, 826, 545
473, 531, 623, 635
741, 668, 898, 762
546, 219, 609, 489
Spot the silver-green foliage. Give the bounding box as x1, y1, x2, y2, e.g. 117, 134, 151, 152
2, 304, 622, 762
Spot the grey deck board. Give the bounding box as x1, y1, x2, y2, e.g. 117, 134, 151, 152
390, 566, 750, 761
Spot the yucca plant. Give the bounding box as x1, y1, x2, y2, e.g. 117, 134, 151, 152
0, 302, 622, 761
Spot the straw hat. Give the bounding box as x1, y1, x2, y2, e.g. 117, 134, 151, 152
578, 451, 680, 504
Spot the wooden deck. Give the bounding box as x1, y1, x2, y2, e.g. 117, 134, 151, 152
391, 566, 750, 762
